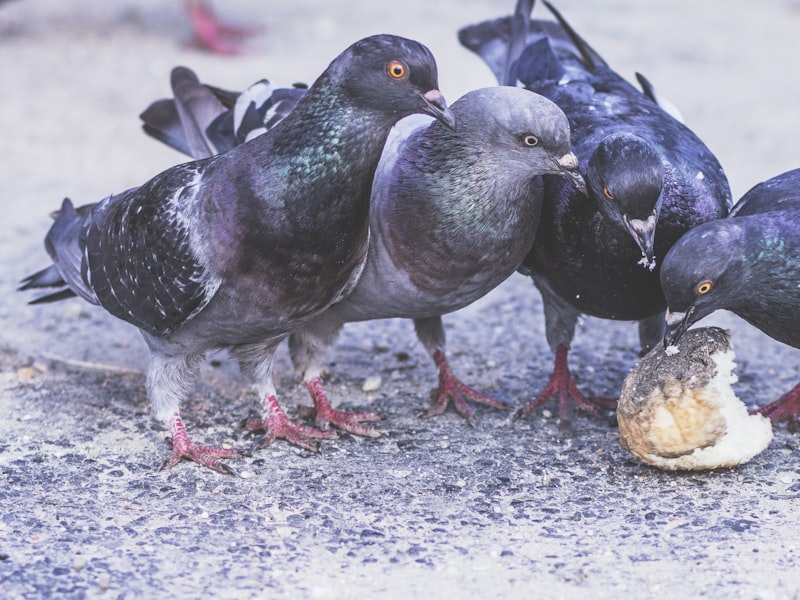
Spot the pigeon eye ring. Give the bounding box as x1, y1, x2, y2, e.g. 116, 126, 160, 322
522, 134, 540, 147
386, 61, 407, 79
695, 280, 713, 295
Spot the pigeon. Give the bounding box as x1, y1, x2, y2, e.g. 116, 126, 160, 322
19, 34, 455, 473
458, 0, 732, 421
288, 87, 584, 430
662, 167, 800, 425
140, 65, 585, 430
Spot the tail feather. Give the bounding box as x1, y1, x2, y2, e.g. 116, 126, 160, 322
141, 67, 307, 159
20, 197, 99, 307
503, 0, 535, 85
19, 264, 65, 290
541, 1, 606, 70
140, 98, 193, 157
170, 66, 228, 159
459, 0, 608, 86
19, 242, 78, 305
203, 84, 240, 110
140, 66, 229, 159
457, 15, 514, 84
635, 72, 685, 123
28, 288, 78, 305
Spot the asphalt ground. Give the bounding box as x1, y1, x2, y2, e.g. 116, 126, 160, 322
2, 1, 800, 598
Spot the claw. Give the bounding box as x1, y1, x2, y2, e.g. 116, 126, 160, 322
514, 344, 614, 422
753, 382, 800, 423
305, 377, 382, 438
247, 394, 338, 452
161, 414, 242, 474
423, 349, 506, 425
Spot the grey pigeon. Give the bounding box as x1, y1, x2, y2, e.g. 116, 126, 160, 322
662, 167, 800, 424
19, 34, 455, 473
459, 0, 731, 421
140, 67, 584, 429
289, 86, 584, 431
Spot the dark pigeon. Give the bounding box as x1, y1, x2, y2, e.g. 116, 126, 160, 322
458, 0, 732, 421
19, 34, 455, 473
662, 167, 800, 424
140, 66, 585, 430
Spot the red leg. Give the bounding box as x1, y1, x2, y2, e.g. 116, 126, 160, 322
513, 344, 614, 422
184, 0, 262, 55
246, 394, 337, 452
161, 413, 242, 475
304, 377, 382, 438
754, 381, 800, 422
422, 349, 506, 425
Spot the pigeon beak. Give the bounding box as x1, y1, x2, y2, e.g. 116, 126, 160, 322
419, 89, 456, 130
556, 152, 587, 196
663, 307, 694, 347
623, 213, 657, 271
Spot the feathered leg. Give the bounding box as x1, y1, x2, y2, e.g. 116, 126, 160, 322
148, 353, 242, 474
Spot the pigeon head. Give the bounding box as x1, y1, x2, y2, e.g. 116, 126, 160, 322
586, 133, 664, 270
329, 34, 455, 129
660, 220, 746, 346
451, 86, 585, 193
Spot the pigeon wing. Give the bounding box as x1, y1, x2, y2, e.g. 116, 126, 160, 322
80, 164, 220, 336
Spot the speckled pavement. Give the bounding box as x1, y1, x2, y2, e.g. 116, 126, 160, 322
2, 1, 800, 598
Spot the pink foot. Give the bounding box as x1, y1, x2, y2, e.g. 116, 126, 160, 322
755, 382, 800, 422
161, 414, 242, 475
301, 377, 382, 438
513, 344, 614, 422
423, 349, 506, 425
184, 0, 262, 55
246, 395, 337, 452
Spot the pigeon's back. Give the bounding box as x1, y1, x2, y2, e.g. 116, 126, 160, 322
459, 3, 732, 221
732, 168, 800, 217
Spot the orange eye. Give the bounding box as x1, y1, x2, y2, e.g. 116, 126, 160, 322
602, 185, 614, 200
387, 61, 407, 79
696, 280, 713, 295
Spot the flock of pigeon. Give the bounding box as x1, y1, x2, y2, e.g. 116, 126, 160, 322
19, 0, 800, 474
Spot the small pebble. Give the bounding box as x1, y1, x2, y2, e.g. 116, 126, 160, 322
16, 368, 35, 381
62, 304, 87, 319
362, 376, 382, 393
664, 345, 679, 356
96, 573, 111, 590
